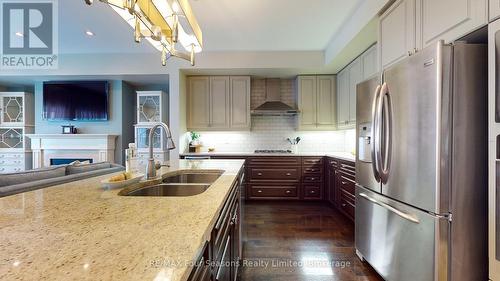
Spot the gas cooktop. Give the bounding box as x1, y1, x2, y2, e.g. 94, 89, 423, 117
254, 149, 292, 154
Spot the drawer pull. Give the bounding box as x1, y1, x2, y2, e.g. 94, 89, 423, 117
310, 177, 316, 181
341, 181, 347, 185
257, 172, 262, 176
286, 173, 292, 176
310, 191, 316, 194
257, 190, 263, 193
285, 190, 291, 194
342, 203, 347, 207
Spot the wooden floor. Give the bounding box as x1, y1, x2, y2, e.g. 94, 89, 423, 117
240, 201, 383, 281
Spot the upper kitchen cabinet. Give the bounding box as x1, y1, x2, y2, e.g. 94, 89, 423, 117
348, 57, 363, 124
187, 76, 250, 131
379, 0, 420, 70
336, 70, 349, 128
491, 0, 500, 21
209, 76, 230, 128
380, 0, 488, 69
297, 75, 336, 130
337, 44, 375, 129
362, 44, 378, 79
229, 76, 251, 129
188, 76, 211, 129
421, 0, 487, 47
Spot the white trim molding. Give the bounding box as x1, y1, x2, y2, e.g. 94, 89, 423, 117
25, 134, 118, 169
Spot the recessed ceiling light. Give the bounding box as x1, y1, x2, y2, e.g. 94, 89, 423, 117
85, 30, 94, 36
15, 32, 23, 37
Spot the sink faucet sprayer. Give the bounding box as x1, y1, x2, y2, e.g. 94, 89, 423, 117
146, 122, 176, 180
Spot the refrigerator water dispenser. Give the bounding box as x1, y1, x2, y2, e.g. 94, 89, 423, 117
358, 123, 371, 163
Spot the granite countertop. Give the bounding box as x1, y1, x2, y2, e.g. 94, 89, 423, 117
180, 151, 356, 162
0, 159, 244, 281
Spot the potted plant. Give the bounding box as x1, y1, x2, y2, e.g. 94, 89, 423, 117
189, 132, 202, 153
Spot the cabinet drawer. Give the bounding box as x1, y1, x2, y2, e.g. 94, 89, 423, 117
341, 189, 355, 205
303, 185, 322, 199
0, 159, 24, 166
302, 157, 324, 166
340, 196, 355, 220
248, 157, 300, 166
188, 242, 210, 281
0, 166, 23, 173
302, 174, 322, 182
0, 153, 24, 159
249, 185, 298, 198
249, 167, 300, 181
338, 161, 355, 178
339, 175, 355, 195
213, 183, 239, 259
302, 166, 323, 174
327, 157, 339, 167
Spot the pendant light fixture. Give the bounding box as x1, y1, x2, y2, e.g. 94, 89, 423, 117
84, 0, 203, 66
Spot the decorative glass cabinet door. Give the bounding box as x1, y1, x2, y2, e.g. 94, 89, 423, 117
138, 95, 161, 123
136, 127, 163, 150
0, 128, 24, 149
1, 96, 24, 125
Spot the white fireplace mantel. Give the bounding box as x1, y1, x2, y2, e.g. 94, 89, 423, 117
26, 134, 118, 169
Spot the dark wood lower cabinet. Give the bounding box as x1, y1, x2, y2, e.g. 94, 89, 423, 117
188, 170, 243, 281
180, 155, 356, 223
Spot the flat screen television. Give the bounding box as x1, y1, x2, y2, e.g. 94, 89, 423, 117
43, 81, 109, 121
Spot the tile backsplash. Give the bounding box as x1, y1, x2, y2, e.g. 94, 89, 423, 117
191, 115, 356, 153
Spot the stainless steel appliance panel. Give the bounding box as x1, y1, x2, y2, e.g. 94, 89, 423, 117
355, 185, 448, 281
356, 77, 382, 193
449, 43, 488, 281
380, 43, 452, 213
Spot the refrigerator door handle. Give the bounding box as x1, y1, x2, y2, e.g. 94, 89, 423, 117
358, 192, 420, 224
371, 84, 382, 182
379, 82, 393, 184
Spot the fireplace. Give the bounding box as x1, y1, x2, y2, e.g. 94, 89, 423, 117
25, 134, 118, 169
50, 158, 93, 166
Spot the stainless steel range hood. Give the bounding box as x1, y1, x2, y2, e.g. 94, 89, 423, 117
251, 79, 299, 116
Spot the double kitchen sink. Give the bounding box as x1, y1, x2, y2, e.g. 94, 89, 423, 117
119, 171, 222, 197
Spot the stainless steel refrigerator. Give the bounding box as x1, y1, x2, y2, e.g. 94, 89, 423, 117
355, 41, 488, 281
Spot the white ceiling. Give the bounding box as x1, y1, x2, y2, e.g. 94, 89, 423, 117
59, 0, 362, 54
189, 0, 362, 51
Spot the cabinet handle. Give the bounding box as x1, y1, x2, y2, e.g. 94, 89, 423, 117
257, 172, 262, 176
310, 177, 316, 181
257, 190, 263, 193
341, 181, 347, 185
286, 173, 292, 176
342, 203, 346, 207
310, 191, 316, 194
285, 190, 291, 194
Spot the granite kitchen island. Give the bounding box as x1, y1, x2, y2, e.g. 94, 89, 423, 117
0, 159, 244, 281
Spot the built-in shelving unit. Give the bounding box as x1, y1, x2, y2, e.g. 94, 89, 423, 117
134, 91, 169, 165
0, 92, 34, 173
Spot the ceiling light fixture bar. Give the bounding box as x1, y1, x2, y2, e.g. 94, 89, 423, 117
84, 0, 202, 66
